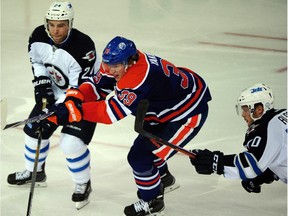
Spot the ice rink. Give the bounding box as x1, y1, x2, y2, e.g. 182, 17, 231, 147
1, 0, 287, 215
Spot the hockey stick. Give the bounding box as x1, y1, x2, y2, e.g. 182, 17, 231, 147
26, 98, 47, 216
3, 109, 55, 130
134, 99, 196, 159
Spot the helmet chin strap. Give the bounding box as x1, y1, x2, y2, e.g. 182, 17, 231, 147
250, 109, 262, 121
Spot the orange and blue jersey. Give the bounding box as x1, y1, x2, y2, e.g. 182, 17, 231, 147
78, 50, 211, 202
79, 50, 211, 125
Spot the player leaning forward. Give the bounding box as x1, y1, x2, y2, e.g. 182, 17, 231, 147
7, 1, 100, 209
190, 83, 287, 192
48, 36, 212, 215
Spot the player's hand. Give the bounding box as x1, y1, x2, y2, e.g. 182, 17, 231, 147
47, 88, 84, 125
32, 76, 55, 105
241, 168, 279, 193
190, 149, 224, 175
241, 180, 261, 193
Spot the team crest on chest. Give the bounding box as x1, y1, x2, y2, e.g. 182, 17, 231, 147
45, 63, 69, 89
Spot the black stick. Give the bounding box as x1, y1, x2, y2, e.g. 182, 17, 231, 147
134, 99, 196, 159
3, 110, 55, 130
26, 98, 47, 216
26, 127, 43, 216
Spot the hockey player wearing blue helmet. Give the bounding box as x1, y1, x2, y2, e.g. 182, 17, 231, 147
49, 35, 212, 215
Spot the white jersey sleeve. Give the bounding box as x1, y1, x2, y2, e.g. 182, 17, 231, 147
223, 109, 287, 183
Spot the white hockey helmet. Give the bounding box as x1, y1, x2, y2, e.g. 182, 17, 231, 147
44, 1, 74, 42
236, 83, 274, 117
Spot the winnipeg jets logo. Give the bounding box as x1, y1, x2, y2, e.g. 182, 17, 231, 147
45, 63, 69, 89
82, 50, 95, 62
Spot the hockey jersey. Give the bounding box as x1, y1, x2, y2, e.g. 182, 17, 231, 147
80, 50, 212, 124
28, 25, 100, 102
223, 109, 287, 183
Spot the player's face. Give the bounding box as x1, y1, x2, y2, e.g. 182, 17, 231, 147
47, 20, 69, 44
241, 106, 254, 127
104, 63, 126, 81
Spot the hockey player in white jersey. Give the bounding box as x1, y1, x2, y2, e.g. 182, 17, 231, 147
7, 1, 100, 209
190, 83, 287, 193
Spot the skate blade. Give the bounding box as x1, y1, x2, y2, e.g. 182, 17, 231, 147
164, 183, 180, 194
8, 181, 47, 188
75, 200, 90, 210
150, 211, 165, 216
123, 211, 165, 216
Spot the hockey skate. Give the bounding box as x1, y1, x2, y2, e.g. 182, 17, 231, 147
7, 169, 47, 187
72, 180, 92, 210
161, 171, 180, 194
137, 171, 179, 199
124, 185, 165, 216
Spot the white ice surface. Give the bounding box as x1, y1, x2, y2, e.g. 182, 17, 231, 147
1, 0, 287, 215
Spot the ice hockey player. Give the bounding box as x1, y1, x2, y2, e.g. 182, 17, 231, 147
7, 1, 100, 209
46, 35, 212, 215
190, 83, 287, 193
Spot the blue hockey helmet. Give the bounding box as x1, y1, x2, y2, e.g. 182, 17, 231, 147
102, 36, 137, 65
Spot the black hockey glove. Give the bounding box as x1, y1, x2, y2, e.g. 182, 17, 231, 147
241, 168, 279, 193
241, 180, 261, 193
190, 149, 224, 175
32, 76, 55, 105
47, 88, 84, 125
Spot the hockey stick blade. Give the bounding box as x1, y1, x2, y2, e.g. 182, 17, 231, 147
3, 111, 55, 130
135, 99, 196, 159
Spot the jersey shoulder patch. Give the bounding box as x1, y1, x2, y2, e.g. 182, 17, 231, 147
62, 29, 96, 66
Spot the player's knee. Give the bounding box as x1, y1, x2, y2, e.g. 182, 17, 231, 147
24, 122, 55, 139
59, 133, 87, 156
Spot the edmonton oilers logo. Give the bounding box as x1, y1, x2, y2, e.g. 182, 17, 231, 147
118, 42, 126, 50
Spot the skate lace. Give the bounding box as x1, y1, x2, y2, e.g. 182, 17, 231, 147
16, 170, 31, 180
74, 183, 87, 194
134, 199, 151, 214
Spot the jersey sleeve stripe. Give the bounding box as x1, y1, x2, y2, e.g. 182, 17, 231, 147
235, 155, 248, 180
243, 152, 263, 175
108, 98, 127, 121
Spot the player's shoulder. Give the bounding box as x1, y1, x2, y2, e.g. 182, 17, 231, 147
117, 51, 149, 89
63, 28, 96, 60
29, 25, 50, 44
263, 109, 285, 122
70, 28, 95, 48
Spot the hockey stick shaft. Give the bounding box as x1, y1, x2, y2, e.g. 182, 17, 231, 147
26, 99, 46, 216
26, 128, 42, 216
135, 99, 196, 159
3, 110, 55, 130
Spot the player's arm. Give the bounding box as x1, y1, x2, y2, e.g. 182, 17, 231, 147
28, 28, 55, 105
48, 92, 133, 125
72, 36, 99, 87
190, 149, 264, 179
189, 138, 281, 193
